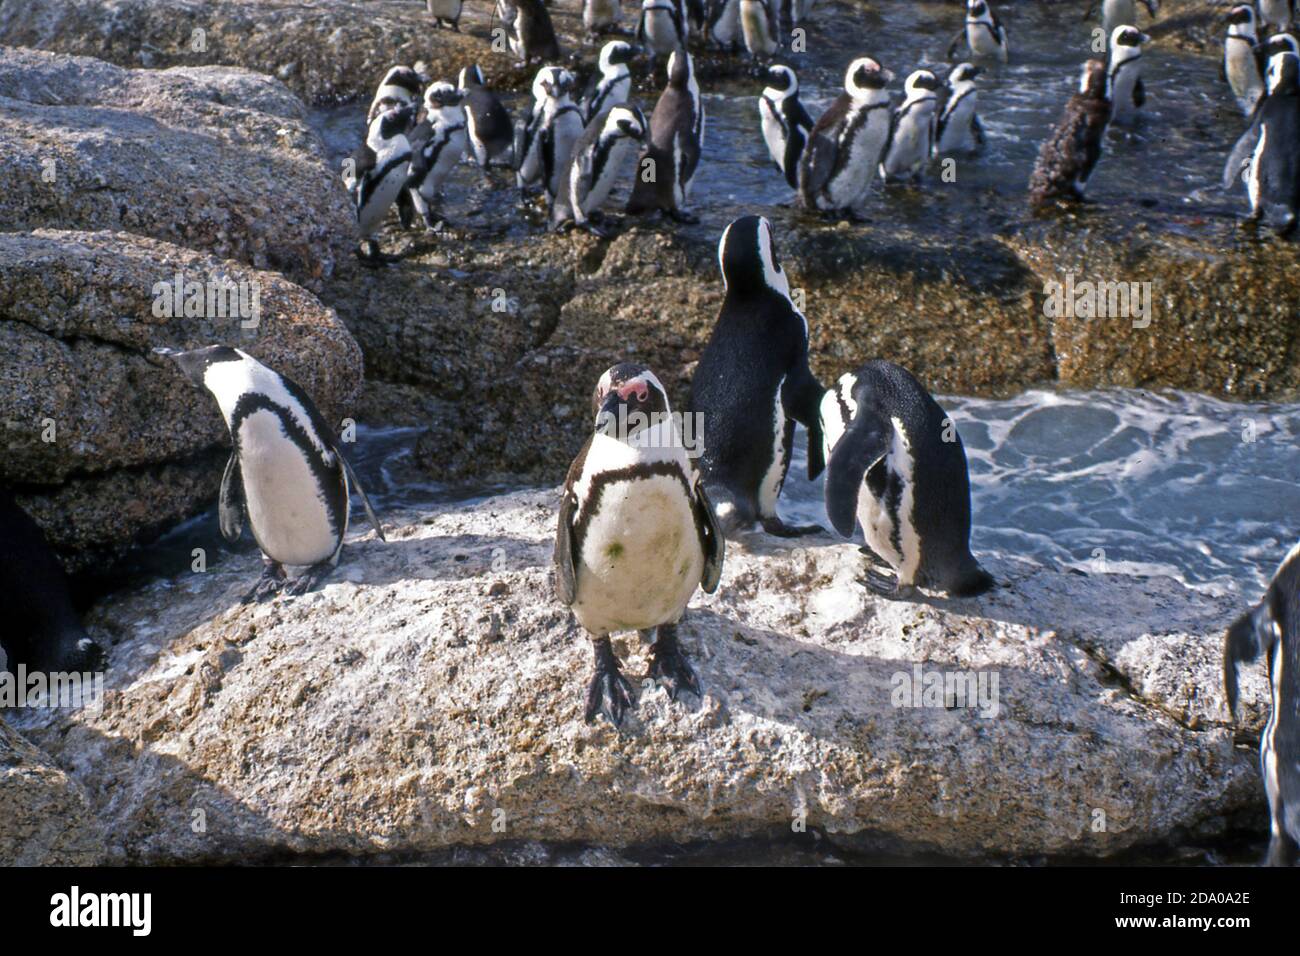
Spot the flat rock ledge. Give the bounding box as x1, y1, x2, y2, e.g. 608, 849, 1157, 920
4, 488, 1269, 863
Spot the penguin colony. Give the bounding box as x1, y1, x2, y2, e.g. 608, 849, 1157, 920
7, 1, 1300, 867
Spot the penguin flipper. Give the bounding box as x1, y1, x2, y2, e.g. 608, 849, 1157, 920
1224, 604, 1269, 719
396, 187, 415, 229
693, 477, 725, 594
782, 359, 827, 479
1133, 77, 1146, 108
1222, 122, 1261, 191
782, 126, 805, 190
219, 452, 244, 543
554, 489, 578, 605
339, 452, 386, 542
823, 412, 892, 539
946, 30, 964, 61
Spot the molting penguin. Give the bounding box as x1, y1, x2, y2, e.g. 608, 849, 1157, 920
626, 50, 704, 223
583, 40, 637, 125
1224, 543, 1300, 866
161, 346, 385, 603
759, 64, 814, 189
688, 216, 826, 537
405, 82, 469, 229
820, 362, 993, 599
739, 0, 780, 59
798, 57, 895, 218
637, 0, 689, 66
0, 490, 105, 676
552, 104, 647, 234
1260, 0, 1296, 33
1028, 59, 1112, 211
344, 103, 417, 263
1106, 25, 1149, 121
1223, 5, 1264, 115
458, 65, 514, 169
935, 62, 986, 153
1222, 51, 1300, 234
880, 68, 941, 183
367, 66, 423, 124
948, 0, 1009, 63
426, 0, 464, 30
555, 363, 724, 726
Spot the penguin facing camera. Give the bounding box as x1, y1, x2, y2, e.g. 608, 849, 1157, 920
799, 56, 894, 219
947, 0, 1009, 63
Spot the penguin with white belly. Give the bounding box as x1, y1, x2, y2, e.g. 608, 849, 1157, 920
161, 346, 386, 603
552, 104, 647, 234
935, 62, 985, 154
626, 50, 705, 223
948, 0, 1009, 63
344, 103, 417, 263
555, 363, 725, 726
759, 64, 814, 189
405, 82, 468, 230
1222, 50, 1300, 234
367, 65, 423, 124
1107, 25, 1150, 122
880, 68, 941, 183
1223, 6, 1263, 116
820, 361, 993, 598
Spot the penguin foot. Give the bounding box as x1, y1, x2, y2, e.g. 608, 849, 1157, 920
666, 208, 699, 224
356, 241, 401, 267
585, 637, 633, 726
580, 220, 611, 238
644, 624, 702, 702
858, 544, 891, 568
242, 559, 287, 604
760, 515, 823, 537
859, 567, 914, 601
284, 562, 333, 597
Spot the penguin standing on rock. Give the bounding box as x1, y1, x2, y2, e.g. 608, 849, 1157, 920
626, 50, 705, 223
1028, 59, 1112, 211
160, 346, 385, 603
552, 104, 647, 234
1224, 543, 1300, 866
759, 64, 814, 189
555, 363, 725, 726
948, 0, 1009, 63
798, 57, 895, 218
935, 62, 985, 154
344, 103, 417, 263
1222, 51, 1300, 234
516, 67, 584, 203
458, 65, 514, 170
583, 40, 637, 125
502, 0, 561, 65
1223, 5, 1264, 116
367, 65, 423, 124
820, 361, 994, 599
688, 216, 826, 538
1107, 25, 1150, 121
405, 82, 468, 230
880, 68, 941, 183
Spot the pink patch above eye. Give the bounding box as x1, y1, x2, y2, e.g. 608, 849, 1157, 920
616, 381, 649, 402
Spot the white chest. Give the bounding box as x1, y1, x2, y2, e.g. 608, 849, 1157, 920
760, 99, 787, 170
828, 105, 889, 206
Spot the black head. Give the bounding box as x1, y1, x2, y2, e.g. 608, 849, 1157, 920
424, 81, 465, 109
1257, 33, 1300, 65
373, 103, 417, 141
717, 215, 789, 298
607, 104, 646, 141
592, 363, 671, 441
1224, 545, 1300, 717
846, 57, 892, 95
156, 345, 243, 387
968, 0, 988, 19
1268, 50, 1300, 94
949, 62, 982, 84
379, 66, 423, 98
907, 69, 942, 94
603, 40, 637, 69
1112, 26, 1149, 49
1226, 4, 1255, 27
764, 64, 797, 94
458, 64, 485, 89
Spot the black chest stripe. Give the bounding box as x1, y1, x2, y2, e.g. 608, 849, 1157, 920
573, 460, 696, 557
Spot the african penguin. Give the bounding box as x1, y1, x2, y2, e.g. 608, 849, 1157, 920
935, 62, 986, 154
506, 0, 561, 65
880, 68, 941, 183
583, 0, 623, 37
583, 40, 637, 126
0, 489, 106, 676
798, 57, 895, 218
161, 346, 385, 603
948, 0, 1009, 63
515, 66, 565, 193
1223, 5, 1264, 116
820, 361, 993, 599
552, 104, 647, 234
367, 65, 423, 124
344, 103, 417, 263
637, 0, 689, 66
458, 65, 514, 169
405, 82, 468, 230
1260, 0, 1296, 33
1084, 0, 1158, 40
759, 64, 814, 189
516, 67, 584, 203
707, 0, 743, 51
627, 50, 705, 223
1222, 51, 1300, 234
1028, 58, 1112, 210
1224, 542, 1300, 866
426, 0, 464, 30
554, 363, 724, 726
687, 216, 826, 538
1107, 25, 1149, 121
739, 0, 780, 59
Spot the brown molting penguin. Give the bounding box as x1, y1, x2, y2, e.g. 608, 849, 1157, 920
1028, 58, 1112, 211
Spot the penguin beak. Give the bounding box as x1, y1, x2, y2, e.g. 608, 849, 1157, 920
157, 347, 206, 386
1139, 33, 1150, 44
596, 391, 623, 433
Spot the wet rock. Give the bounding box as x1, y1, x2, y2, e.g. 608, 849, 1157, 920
9, 488, 1264, 863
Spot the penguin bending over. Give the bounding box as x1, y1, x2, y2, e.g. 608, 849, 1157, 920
367, 65, 423, 124
688, 216, 826, 537
405, 82, 468, 230
583, 40, 637, 125
627, 50, 705, 223
1224, 543, 1300, 866
759, 64, 814, 189
555, 363, 725, 726
344, 103, 417, 263
1028, 59, 1112, 211
1222, 51, 1300, 234
637, 0, 689, 66
0, 490, 105, 676
426, 0, 464, 30
798, 57, 895, 218
162, 347, 385, 603
459, 65, 514, 170
553, 104, 647, 235
1107, 25, 1149, 121
820, 362, 993, 599
880, 68, 941, 183
935, 62, 985, 154
1223, 5, 1264, 116
948, 0, 1009, 63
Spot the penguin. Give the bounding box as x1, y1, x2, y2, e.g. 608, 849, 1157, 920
1107, 25, 1150, 121
1028, 59, 1112, 211
935, 62, 986, 154
516, 67, 584, 202
458, 65, 514, 169
405, 82, 469, 230
1260, 0, 1296, 33
1222, 51, 1300, 234
161, 346, 385, 603
582, 40, 637, 126
947, 0, 1009, 64
583, 0, 622, 38
707, 0, 742, 52
798, 57, 895, 218
880, 68, 941, 183
1224, 542, 1300, 866
1083, 0, 1158, 40
426, 0, 464, 30
1254, 31, 1300, 79
758, 63, 814, 189
344, 102, 417, 263
820, 362, 994, 599
687, 216, 826, 538
0, 489, 105, 676
552, 104, 647, 234
636, 0, 689, 66
506, 0, 561, 65
626, 50, 705, 223
739, 0, 780, 59
554, 362, 725, 726
1223, 5, 1263, 116
515, 66, 564, 193
367, 65, 423, 124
